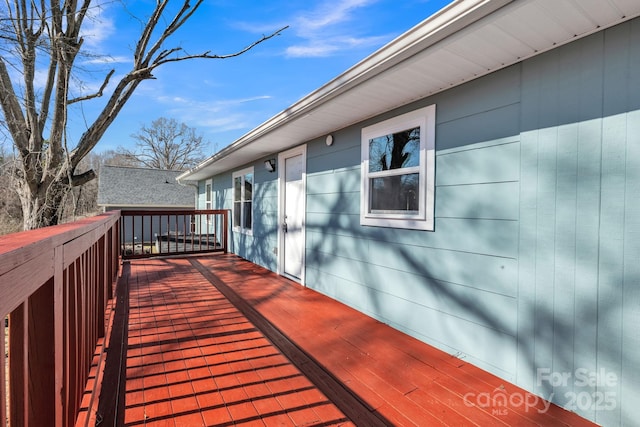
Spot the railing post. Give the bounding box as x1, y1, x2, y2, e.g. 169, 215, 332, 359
54, 246, 64, 427
0, 320, 5, 426
9, 302, 27, 427
28, 279, 55, 425
224, 210, 229, 254
98, 235, 106, 335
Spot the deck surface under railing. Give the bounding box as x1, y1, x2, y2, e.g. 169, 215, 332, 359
80, 254, 598, 427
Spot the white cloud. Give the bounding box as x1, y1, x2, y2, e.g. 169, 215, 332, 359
286, 34, 389, 58
280, 0, 393, 58
197, 114, 251, 132
153, 95, 273, 133
83, 56, 131, 65
226, 95, 273, 104
285, 43, 338, 58
79, 3, 116, 50
233, 0, 387, 58
296, 0, 375, 35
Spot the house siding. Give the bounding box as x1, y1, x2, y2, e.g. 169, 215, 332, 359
199, 17, 640, 426
515, 20, 640, 427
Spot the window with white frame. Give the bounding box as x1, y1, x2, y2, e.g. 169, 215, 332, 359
205, 179, 212, 224
232, 167, 253, 233
205, 180, 212, 208
361, 105, 435, 231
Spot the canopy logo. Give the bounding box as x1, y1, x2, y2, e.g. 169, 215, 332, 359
462, 386, 553, 416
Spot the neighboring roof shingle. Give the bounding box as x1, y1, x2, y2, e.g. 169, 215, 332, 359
98, 165, 194, 208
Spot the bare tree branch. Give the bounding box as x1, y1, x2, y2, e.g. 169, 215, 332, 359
151, 26, 289, 68
67, 69, 114, 104
69, 168, 95, 186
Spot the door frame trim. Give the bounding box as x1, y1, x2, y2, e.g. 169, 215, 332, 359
277, 144, 307, 285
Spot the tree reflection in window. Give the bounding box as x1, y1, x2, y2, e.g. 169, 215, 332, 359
368, 127, 420, 212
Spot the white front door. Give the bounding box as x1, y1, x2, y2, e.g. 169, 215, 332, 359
279, 146, 306, 282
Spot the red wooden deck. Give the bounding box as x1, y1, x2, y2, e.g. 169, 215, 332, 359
81, 254, 597, 426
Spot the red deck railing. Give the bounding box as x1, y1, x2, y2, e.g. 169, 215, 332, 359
0, 209, 229, 426
119, 209, 228, 259
0, 212, 120, 427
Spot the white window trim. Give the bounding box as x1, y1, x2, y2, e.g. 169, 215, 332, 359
360, 104, 435, 231
204, 179, 212, 209
204, 179, 213, 228
232, 167, 254, 235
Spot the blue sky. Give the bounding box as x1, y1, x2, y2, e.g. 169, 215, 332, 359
69, 0, 453, 155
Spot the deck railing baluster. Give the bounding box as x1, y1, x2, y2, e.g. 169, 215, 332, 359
119, 210, 228, 259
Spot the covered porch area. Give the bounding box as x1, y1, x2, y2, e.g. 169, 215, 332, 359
82, 254, 595, 426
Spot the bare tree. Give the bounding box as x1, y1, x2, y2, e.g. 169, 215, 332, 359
98, 149, 139, 167
0, 141, 22, 234
0, 1, 286, 230
121, 117, 206, 170
60, 152, 100, 222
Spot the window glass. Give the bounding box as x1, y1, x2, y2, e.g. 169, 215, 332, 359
233, 202, 241, 226
244, 172, 253, 200
370, 173, 419, 212
234, 176, 241, 202
243, 202, 252, 230
205, 183, 212, 202
368, 127, 420, 172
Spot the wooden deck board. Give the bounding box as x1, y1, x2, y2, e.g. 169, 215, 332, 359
89, 254, 598, 427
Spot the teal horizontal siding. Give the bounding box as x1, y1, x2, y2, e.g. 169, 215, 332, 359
435, 181, 518, 220
436, 138, 519, 186
307, 253, 517, 329
307, 213, 517, 258
307, 230, 517, 297
306, 166, 360, 195
436, 103, 520, 150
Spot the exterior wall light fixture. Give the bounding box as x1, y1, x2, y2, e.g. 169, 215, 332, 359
264, 159, 276, 172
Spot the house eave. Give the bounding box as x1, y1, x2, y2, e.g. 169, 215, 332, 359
178, 0, 640, 182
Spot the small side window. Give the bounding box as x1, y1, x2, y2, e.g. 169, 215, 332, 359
205, 180, 212, 224
232, 167, 254, 234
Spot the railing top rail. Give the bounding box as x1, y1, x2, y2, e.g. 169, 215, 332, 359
0, 211, 120, 277
120, 209, 229, 216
